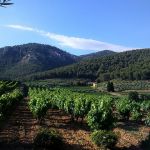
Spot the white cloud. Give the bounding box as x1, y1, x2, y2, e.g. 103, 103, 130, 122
7, 25, 34, 31
6, 24, 134, 52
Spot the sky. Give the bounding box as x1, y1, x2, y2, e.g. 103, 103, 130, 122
0, 0, 150, 55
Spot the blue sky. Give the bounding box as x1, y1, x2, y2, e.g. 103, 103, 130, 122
0, 0, 150, 55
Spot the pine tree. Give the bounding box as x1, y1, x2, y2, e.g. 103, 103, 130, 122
107, 82, 114, 92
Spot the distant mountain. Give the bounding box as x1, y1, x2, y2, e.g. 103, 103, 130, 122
0, 43, 78, 79
24, 48, 150, 81
80, 50, 116, 59
2, 43, 148, 82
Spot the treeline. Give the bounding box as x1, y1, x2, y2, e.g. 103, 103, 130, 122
24, 49, 150, 81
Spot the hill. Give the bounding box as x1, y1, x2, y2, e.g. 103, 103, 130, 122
80, 50, 116, 59
0, 43, 77, 79
24, 48, 150, 81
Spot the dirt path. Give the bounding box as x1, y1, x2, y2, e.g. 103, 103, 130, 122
114, 122, 150, 150
0, 98, 39, 148
0, 98, 97, 150
44, 109, 97, 150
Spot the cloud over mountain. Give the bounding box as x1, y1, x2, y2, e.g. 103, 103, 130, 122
6, 24, 134, 52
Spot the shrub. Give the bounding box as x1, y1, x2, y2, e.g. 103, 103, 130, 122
130, 110, 142, 121
115, 97, 131, 120
107, 82, 114, 92
34, 128, 62, 149
128, 91, 139, 102
87, 96, 115, 130
91, 130, 118, 148
87, 108, 115, 130
140, 101, 150, 112
139, 94, 150, 101
144, 112, 150, 126
130, 101, 142, 121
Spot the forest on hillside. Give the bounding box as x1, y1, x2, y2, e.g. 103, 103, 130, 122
23, 49, 150, 81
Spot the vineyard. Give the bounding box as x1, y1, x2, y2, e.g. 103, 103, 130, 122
29, 88, 111, 122
25, 78, 90, 88
29, 87, 150, 128
0, 80, 150, 149
28, 87, 150, 149
97, 80, 150, 92
0, 81, 23, 123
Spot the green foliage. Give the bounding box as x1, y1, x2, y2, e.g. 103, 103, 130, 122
29, 86, 149, 131
34, 128, 62, 148
98, 80, 150, 92
0, 80, 23, 122
128, 91, 139, 101
115, 96, 148, 121
107, 81, 114, 92
140, 101, 150, 112
1, 43, 150, 82
87, 96, 115, 130
80, 50, 116, 59
74, 95, 91, 120
144, 112, 150, 126
29, 88, 93, 122
0, 80, 19, 95
115, 97, 132, 120
0, 88, 23, 114
139, 94, 150, 101
91, 130, 118, 148
29, 87, 116, 130
0, 43, 77, 79
25, 48, 150, 81
28, 88, 51, 120
130, 110, 142, 121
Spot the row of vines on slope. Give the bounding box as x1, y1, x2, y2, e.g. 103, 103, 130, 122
29, 87, 150, 130
29, 88, 114, 129
0, 80, 19, 95
0, 80, 24, 122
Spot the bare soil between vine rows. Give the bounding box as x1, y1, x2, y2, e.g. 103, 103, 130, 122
0, 98, 149, 150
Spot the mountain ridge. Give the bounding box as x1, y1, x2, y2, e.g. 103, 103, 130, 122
23, 48, 150, 81
0, 43, 77, 79
1, 43, 149, 81
80, 50, 116, 59
0, 43, 116, 80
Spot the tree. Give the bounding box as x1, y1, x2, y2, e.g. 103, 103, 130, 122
0, 0, 13, 7
107, 82, 114, 92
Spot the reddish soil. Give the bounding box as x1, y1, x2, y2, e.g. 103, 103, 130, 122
0, 98, 97, 150
114, 122, 150, 150
0, 98, 150, 150
0, 98, 39, 148
44, 109, 97, 150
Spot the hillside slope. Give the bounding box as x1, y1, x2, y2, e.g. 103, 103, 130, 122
80, 50, 116, 59
0, 43, 77, 79
24, 49, 150, 81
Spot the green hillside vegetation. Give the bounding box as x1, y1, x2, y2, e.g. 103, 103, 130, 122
23, 48, 150, 81
98, 80, 150, 92
80, 50, 116, 59
0, 43, 77, 79
0, 43, 116, 80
